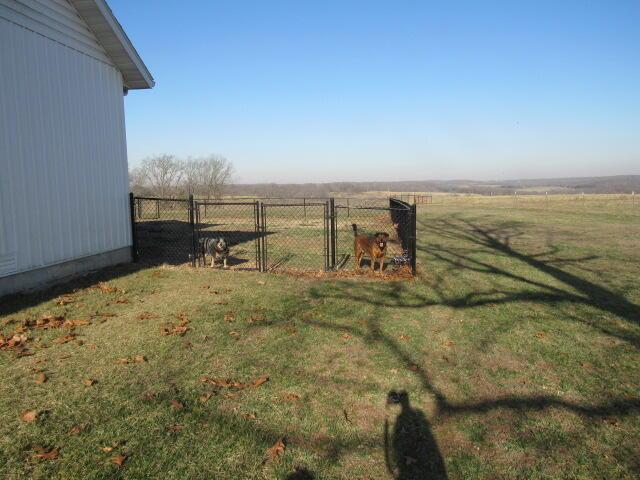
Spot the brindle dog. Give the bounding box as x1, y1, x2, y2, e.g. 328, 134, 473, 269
352, 223, 389, 273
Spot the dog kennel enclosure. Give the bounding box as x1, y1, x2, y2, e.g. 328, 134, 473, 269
130, 194, 417, 275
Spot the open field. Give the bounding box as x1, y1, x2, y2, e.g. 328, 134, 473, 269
1, 199, 639, 479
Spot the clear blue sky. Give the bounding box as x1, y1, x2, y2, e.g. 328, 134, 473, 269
112, 0, 640, 183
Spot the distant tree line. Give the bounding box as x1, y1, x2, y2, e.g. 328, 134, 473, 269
130, 161, 640, 198
225, 176, 640, 197
129, 154, 233, 198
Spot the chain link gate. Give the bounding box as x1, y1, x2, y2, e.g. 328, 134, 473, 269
259, 201, 331, 272
130, 195, 194, 264
194, 200, 261, 270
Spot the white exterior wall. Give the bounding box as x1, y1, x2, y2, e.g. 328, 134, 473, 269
0, 1, 132, 278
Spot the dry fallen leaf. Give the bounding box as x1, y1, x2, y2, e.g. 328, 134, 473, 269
35, 372, 47, 384
69, 425, 84, 435
116, 358, 130, 365
53, 334, 76, 345
83, 379, 96, 387
200, 375, 269, 391
341, 333, 352, 340
604, 417, 619, 427
199, 392, 214, 403
32, 447, 59, 460
257, 280, 266, 285
242, 412, 257, 420
168, 424, 184, 433
136, 312, 155, 320
171, 399, 184, 410
283, 393, 301, 402
399, 334, 410, 341
409, 364, 419, 372
92, 311, 118, 318
442, 340, 455, 348
252, 375, 270, 388
32, 315, 65, 329
133, 355, 146, 363
534, 332, 547, 339
20, 410, 37, 422
56, 295, 75, 306
111, 454, 127, 466
142, 391, 157, 401
101, 446, 114, 453
224, 313, 235, 322
161, 321, 189, 336
343, 409, 352, 423
229, 331, 240, 337
63, 319, 91, 328
96, 282, 116, 293
262, 437, 286, 464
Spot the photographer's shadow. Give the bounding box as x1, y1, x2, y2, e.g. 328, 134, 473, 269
385, 391, 448, 480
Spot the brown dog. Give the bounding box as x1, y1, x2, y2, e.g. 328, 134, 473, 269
352, 224, 389, 273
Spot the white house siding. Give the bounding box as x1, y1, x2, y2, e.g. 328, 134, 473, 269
0, 0, 111, 63
0, 12, 131, 278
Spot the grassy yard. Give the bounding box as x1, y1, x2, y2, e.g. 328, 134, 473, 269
1, 202, 639, 479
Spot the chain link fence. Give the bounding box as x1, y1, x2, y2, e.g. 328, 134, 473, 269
131, 196, 193, 265
130, 195, 416, 275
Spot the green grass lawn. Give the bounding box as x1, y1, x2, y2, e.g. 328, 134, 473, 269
1, 203, 639, 479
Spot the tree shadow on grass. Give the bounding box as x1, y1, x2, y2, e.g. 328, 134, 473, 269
288, 285, 640, 475
291, 213, 640, 473
306, 214, 640, 347
422, 215, 640, 325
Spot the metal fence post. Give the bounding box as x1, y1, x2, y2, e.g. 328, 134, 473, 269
254, 201, 262, 271
260, 202, 267, 272
156, 199, 160, 219
323, 202, 329, 271
189, 194, 196, 267
329, 198, 336, 269
410, 203, 417, 275
129, 193, 138, 262
303, 197, 307, 223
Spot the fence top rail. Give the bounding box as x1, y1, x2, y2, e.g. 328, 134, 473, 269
227, 196, 331, 200
134, 196, 190, 202
261, 202, 327, 207
336, 204, 411, 212
195, 201, 258, 206
227, 196, 393, 201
